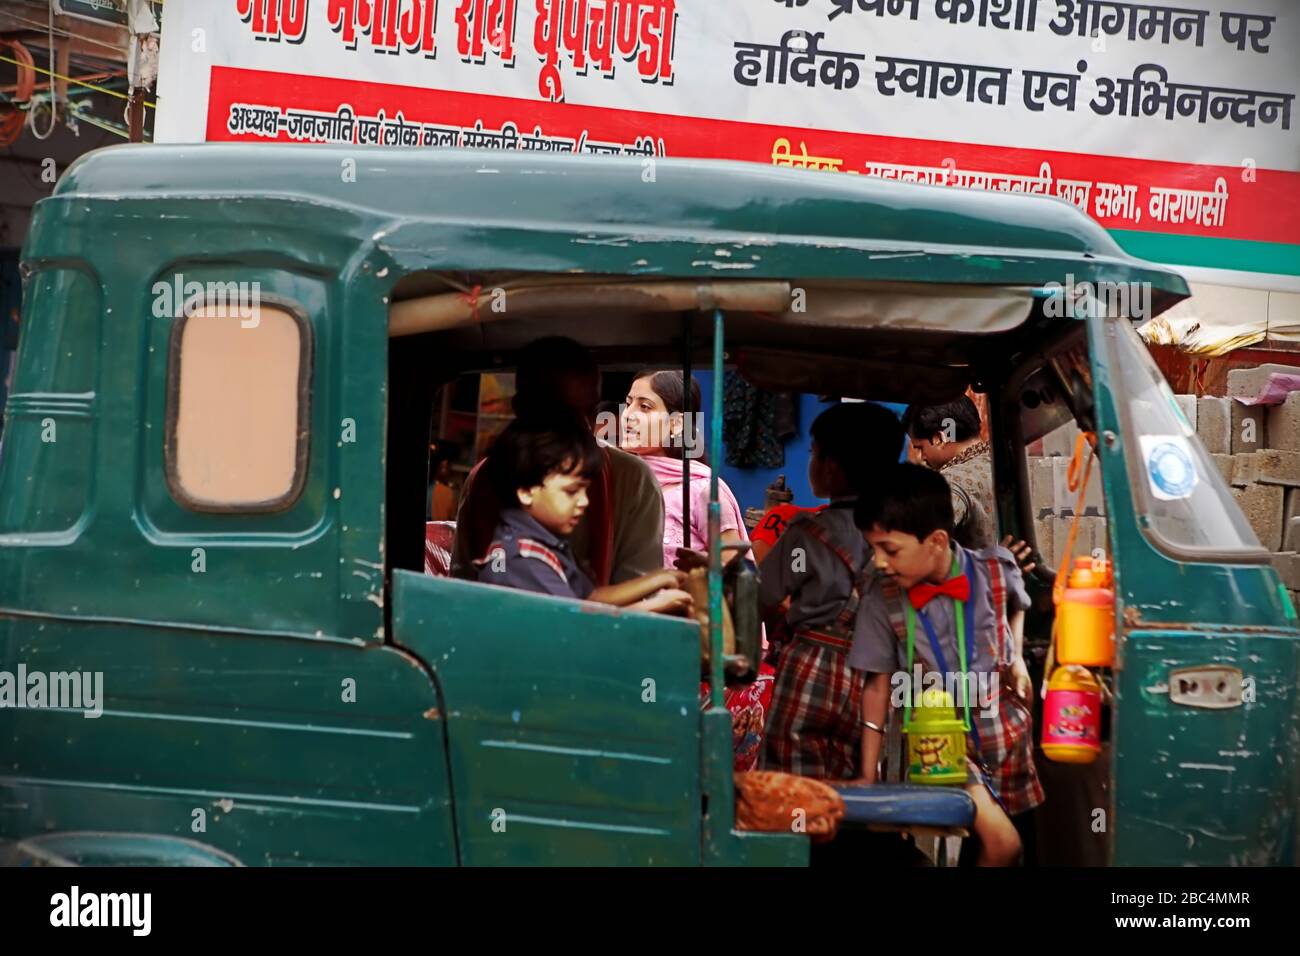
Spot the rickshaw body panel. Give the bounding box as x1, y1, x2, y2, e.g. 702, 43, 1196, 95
0, 615, 457, 866
4, 143, 1294, 866
1086, 312, 1300, 866
391, 572, 706, 866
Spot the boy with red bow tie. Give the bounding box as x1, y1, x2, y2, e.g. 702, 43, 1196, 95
849, 463, 1042, 866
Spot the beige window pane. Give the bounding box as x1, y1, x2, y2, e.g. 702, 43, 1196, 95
171, 304, 304, 509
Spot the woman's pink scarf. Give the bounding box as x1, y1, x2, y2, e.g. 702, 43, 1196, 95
641, 454, 748, 568
643, 453, 712, 488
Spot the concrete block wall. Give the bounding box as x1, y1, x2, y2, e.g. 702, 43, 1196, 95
1025, 378, 1300, 611
1029, 420, 1107, 572
1217, 370, 1300, 611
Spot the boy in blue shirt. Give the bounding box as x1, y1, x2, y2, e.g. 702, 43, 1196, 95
476, 413, 691, 615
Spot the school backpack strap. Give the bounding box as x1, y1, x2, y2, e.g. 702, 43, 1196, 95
986, 556, 1008, 665
799, 518, 858, 575
877, 576, 910, 644
800, 519, 870, 630
518, 538, 568, 585
471, 539, 506, 569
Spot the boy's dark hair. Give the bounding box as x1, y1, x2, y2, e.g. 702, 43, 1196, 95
809, 401, 905, 491
902, 396, 981, 443
484, 411, 602, 506
854, 463, 954, 540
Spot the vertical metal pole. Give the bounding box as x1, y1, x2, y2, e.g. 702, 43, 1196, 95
126, 25, 144, 143
128, 88, 144, 143
708, 308, 725, 708
681, 314, 692, 544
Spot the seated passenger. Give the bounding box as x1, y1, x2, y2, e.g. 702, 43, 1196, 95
620, 369, 766, 771
475, 412, 692, 615
760, 402, 905, 779
452, 337, 666, 585
903, 397, 995, 550
619, 370, 748, 569
427, 439, 460, 522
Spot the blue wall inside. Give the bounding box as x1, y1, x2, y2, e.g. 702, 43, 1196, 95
694, 371, 906, 514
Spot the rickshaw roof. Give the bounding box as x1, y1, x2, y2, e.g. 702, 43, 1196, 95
50, 143, 1189, 307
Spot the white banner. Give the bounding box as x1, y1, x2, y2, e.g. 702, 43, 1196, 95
153, 1, 1300, 270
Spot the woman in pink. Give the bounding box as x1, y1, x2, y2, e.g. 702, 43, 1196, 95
619, 370, 748, 567
621, 370, 771, 771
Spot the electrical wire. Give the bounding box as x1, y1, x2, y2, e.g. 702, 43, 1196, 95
0, 108, 24, 146
0, 2, 162, 143
1, 68, 123, 94
0, 41, 30, 143
0, 40, 35, 102
0, 53, 154, 108
27, 0, 56, 140
1, 88, 133, 141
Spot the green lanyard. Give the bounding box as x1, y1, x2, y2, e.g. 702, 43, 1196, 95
903, 555, 971, 732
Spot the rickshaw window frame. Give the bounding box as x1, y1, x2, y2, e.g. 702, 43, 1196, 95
1101, 314, 1271, 566
162, 293, 315, 516
1002, 320, 1087, 579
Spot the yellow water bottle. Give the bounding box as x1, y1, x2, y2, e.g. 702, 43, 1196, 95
1057, 557, 1115, 667
905, 687, 968, 785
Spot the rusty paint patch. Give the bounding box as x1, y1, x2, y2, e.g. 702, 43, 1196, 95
1127, 619, 1290, 635
1123, 605, 1143, 628
423, 707, 440, 720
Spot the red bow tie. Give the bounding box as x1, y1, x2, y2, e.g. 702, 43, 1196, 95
908, 574, 970, 610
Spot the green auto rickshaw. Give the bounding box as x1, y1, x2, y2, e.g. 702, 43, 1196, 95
0, 144, 1295, 866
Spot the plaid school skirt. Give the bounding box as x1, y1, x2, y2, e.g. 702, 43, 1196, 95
970, 686, 1044, 816
760, 637, 866, 780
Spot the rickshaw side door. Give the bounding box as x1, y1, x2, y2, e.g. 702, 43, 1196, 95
391, 572, 704, 865
1086, 312, 1300, 866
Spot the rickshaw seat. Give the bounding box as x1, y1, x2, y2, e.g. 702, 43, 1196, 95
834, 784, 975, 832
424, 521, 456, 577
834, 712, 975, 835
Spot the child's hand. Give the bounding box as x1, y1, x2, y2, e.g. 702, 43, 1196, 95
673, 547, 709, 572
1010, 658, 1033, 702
652, 569, 688, 591
999, 535, 1037, 575
636, 587, 693, 616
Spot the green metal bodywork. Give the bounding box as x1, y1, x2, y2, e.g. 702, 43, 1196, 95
0, 144, 1294, 866
1084, 316, 1299, 866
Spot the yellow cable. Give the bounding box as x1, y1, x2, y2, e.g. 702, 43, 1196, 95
0, 52, 156, 109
